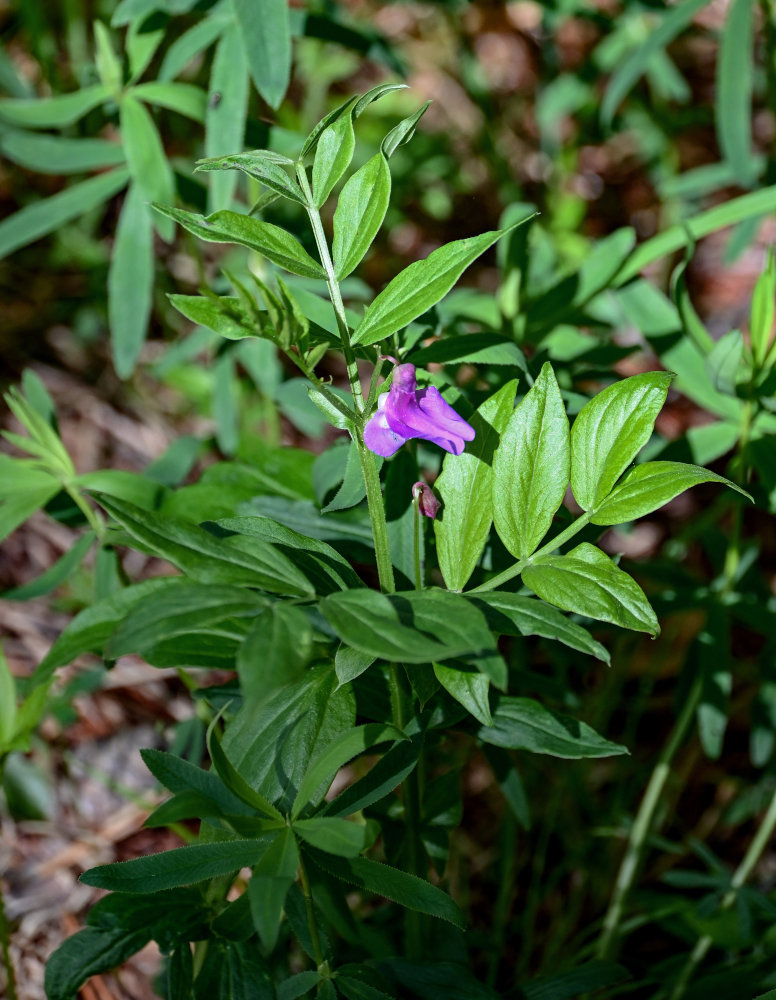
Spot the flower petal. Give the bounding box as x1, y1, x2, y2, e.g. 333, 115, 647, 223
363, 395, 407, 457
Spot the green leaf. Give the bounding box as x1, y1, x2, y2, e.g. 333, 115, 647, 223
493, 363, 568, 559
351, 220, 533, 347
409, 333, 525, 369
469, 593, 609, 663
0, 131, 125, 173
0, 484, 61, 544
155, 205, 326, 279
325, 737, 422, 818
168, 293, 257, 341
80, 839, 273, 893
479, 697, 628, 759
0, 168, 129, 260
570, 372, 672, 510
238, 603, 313, 699
159, 14, 229, 81
132, 81, 208, 122
751, 248, 776, 365
207, 719, 285, 822
337, 978, 395, 1000
223, 664, 356, 809
522, 542, 659, 636
320, 589, 500, 670
108, 184, 154, 378
294, 817, 372, 857
45, 925, 151, 1000
0, 83, 111, 128
126, 18, 165, 82
518, 960, 631, 999
600, 0, 710, 127
434, 380, 517, 592
2, 531, 94, 601
94, 21, 122, 89
381, 102, 430, 159
94, 494, 313, 596
248, 828, 298, 950
332, 153, 391, 281
0, 646, 16, 747
433, 662, 491, 727
196, 152, 304, 207
140, 747, 252, 817
30, 579, 172, 687
590, 461, 750, 525
308, 850, 466, 929
119, 95, 174, 241
233, 0, 291, 109
203, 23, 249, 210
335, 646, 375, 687
105, 581, 265, 659
72, 470, 166, 509
277, 972, 321, 1000
292, 723, 405, 818
716, 0, 756, 187
313, 111, 356, 208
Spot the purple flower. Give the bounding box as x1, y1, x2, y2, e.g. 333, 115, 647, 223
412, 481, 440, 519
363, 363, 475, 458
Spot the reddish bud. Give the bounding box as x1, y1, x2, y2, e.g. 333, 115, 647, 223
412, 481, 440, 519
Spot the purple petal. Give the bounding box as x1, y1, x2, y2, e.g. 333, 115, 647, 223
386, 382, 475, 455
363, 395, 408, 457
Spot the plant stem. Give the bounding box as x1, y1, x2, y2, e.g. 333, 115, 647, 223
669, 784, 776, 1000
298, 853, 326, 970
597, 675, 703, 960
0, 885, 18, 1000
64, 484, 104, 539
469, 512, 592, 594
413, 493, 423, 590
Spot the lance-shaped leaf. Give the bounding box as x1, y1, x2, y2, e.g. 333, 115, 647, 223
479, 696, 628, 759
93, 494, 313, 597
570, 371, 673, 510
590, 461, 750, 525
204, 23, 249, 212
433, 662, 492, 727
233, 0, 290, 109
294, 817, 373, 857
196, 151, 304, 205
313, 111, 355, 208
80, 840, 275, 893
109, 184, 154, 378
154, 205, 326, 279
0, 83, 112, 128
351, 218, 535, 346
522, 542, 659, 636
0, 132, 125, 174
248, 828, 298, 950
493, 362, 568, 559
333, 153, 391, 280
434, 380, 517, 591
120, 94, 174, 241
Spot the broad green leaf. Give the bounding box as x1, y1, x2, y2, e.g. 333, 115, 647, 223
0, 83, 111, 127
105, 582, 265, 659
433, 662, 491, 727
308, 850, 465, 929
30, 579, 172, 687
494, 362, 568, 559
338, 978, 395, 1000
570, 371, 672, 510
0, 131, 125, 173
45, 925, 151, 1000
352, 220, 533, 347
294, 817, 372, 857
333, 154, 391, 280
233, 0, 291, 109
522, 542, 659, 636
132, 81, 207, 122
590, 461, 749, 525
301, 95, 357, 159
238, 603, 313, 699
716, 0, 755, 187
206, 25, 248, 212
320, 589, 501, 672
409, 334, 525, 369
0, 485, 61, 544
168, 293, 257, 340
197, 151, 303, 203
72, 470, 166, 509
469, 593, 609, 663
0, 168, 129, 261
94, 494, 313, 596
707, 328, 744, 396
292, 723, 405, 818
195, 939, 274, 1000
277, 972, 321, 1000
321, 440, 373, 514
108, 184, 154, 377
119, 95, 174, 241
335, 646, 375, 687
140, 747, 253, 817
0, 646, 16, 746
155, 205, 326, 279
479, 696, 628, 759
224, 665, 356, 809
2, 531, 94, 602
435, 380, 517, 591
213, 350, 239, 455
600, 0, 711, 127
248, 828, 298, 950
80, 839, 274, 892
313, 111, 356, 208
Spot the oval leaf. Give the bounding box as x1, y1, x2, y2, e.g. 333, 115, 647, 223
333, 153, 391, 280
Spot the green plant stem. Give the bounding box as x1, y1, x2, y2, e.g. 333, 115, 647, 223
298, 853, 326, 970
469, 512, 592, 594
597, 676, 703, 960
669, 784, 776, 1000
64, 483, 104, 539
412, 493, 423, 590
0, 883, 17, 1000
